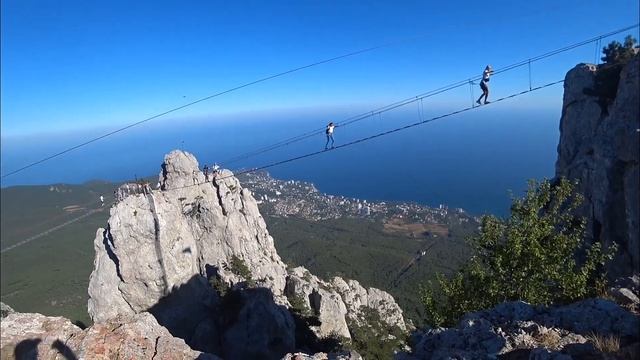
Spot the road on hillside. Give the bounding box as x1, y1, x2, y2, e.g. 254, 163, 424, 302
0, 206, 106, 254
390, 241, 437, 287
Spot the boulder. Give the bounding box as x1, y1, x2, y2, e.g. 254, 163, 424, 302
1, 312, 82, 360
0, 310, 217, 359
403, 298, 639, 359
285, 267, 351, 339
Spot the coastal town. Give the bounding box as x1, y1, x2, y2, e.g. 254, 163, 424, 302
238, 171, 479, 233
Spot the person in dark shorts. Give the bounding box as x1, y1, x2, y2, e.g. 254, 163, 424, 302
325, 122, 335, 150
476, 65, 494, 105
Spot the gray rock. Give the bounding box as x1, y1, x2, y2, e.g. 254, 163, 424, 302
285, 266, 407, 340
555, 56, 640, 276
0, 302, 14, 319
282, 351, 363, 360
0, 311, 82, 359
0, 310, 217, 359
331, 276, 407, 331
610, 287, 640, 306
614, 274, 640, 293
284, 267, 355, 339
545, 298, 639, 337
404, 297, 637, 359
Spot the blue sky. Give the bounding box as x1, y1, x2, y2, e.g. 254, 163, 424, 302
1, 0, 638, 137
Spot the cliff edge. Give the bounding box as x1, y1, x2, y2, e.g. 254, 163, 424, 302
555, 55, 639, 276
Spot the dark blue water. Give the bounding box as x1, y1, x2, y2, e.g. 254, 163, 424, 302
1, 102, 560, 216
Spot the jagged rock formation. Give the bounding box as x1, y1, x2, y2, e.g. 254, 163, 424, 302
555, 55, 639, 276
402, 299, 639, 359
285, 267, 407, 340
85, 150, 406, 359
0, 307, 217, 359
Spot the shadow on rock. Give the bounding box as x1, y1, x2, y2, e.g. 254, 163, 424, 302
146, 272, 300, 360
14, 338, 41, 360
51, 340, 78, 360
13, 338, 79, 360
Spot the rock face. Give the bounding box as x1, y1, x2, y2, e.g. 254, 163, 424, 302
0, 308, 218, 360
85, 150, 406, 359
1, 302, 14, 319
403, 299, 640, 360
555, 55, 640, 276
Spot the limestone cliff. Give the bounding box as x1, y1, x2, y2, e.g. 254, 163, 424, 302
555, 55, 639, 276
84, 150, 406, 359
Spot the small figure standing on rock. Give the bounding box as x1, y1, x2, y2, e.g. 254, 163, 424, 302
100, 195, 104, 206
476, 65, 494, 105
210, 164, 220, 182
203, 164, 209, 181
325, 122, 335, 150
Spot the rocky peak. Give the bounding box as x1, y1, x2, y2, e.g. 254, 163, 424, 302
83, 150, 406, 359
555, 55, 639, 276
159, 149, 206, 190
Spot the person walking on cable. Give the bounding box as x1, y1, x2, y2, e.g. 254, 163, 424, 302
476, 65, 493, 105
325, 122, 335, 150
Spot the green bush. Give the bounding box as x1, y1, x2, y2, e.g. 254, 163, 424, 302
601, 35, 637, 64
287, 293, 312, 318
421, 178, 616, 327
588, 36, 638, 105
229, 255, 255, 287
346, 307, 406, 360
209, 275, 229, 297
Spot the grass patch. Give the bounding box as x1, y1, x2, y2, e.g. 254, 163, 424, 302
587, 333, 620, 354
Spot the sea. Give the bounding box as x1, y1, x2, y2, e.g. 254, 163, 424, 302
1, 99, 561, 217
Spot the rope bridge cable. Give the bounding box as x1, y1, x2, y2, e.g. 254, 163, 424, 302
217, 24, 638, 167
170, 79, 564, 192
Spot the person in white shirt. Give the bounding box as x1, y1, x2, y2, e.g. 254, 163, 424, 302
100, 195, 104, 206
476, 65, 494, 105
325, 122, 335, 150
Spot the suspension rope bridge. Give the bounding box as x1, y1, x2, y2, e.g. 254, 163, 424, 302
0, 79, 564, 254
217, 24, 639, 167
0, 24, 637, 180
172, 78, 565, 191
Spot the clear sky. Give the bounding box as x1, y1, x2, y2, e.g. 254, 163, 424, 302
1, 0, 638, 136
